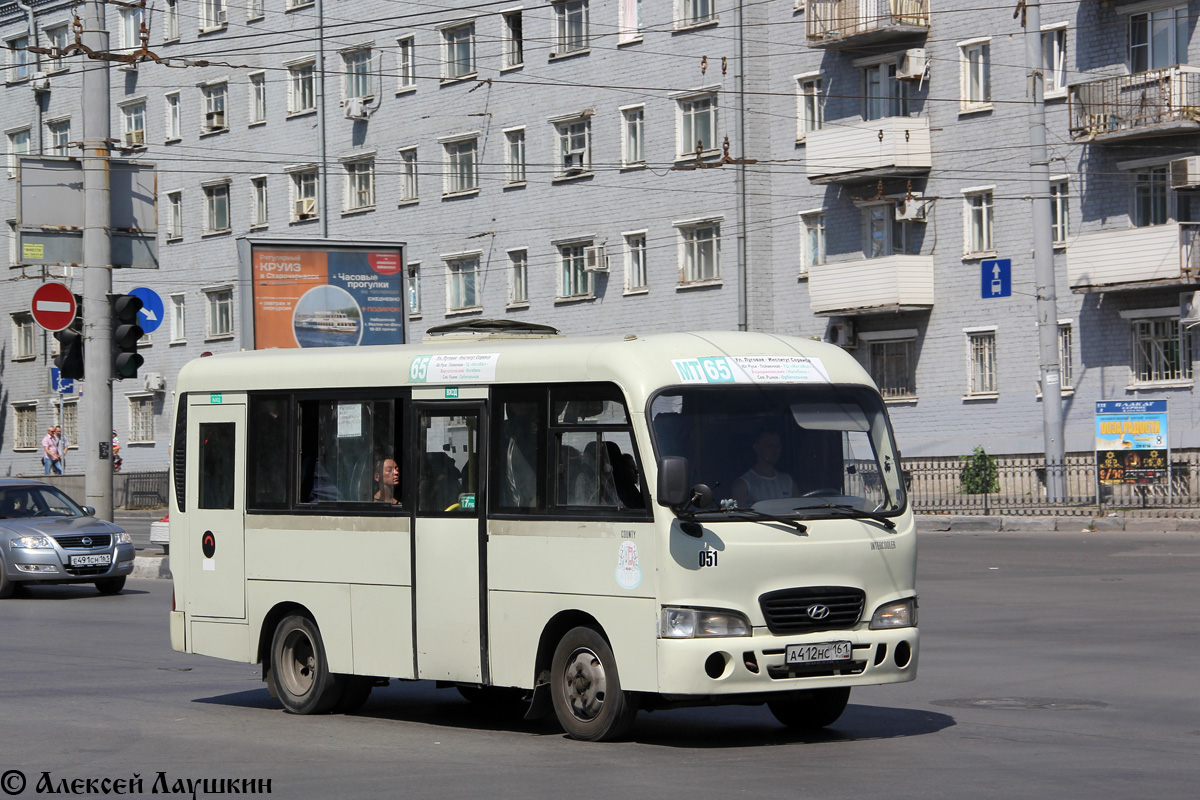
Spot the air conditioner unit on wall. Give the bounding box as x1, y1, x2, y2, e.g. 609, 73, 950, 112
143, 372, 166, 392
31, 72, 50, 92
584, 245, 608, 272
1182, 291, 1200, 327
897, 49, 928, 81
829, 318, 856, 349
204, 110, 225, 130
895, 193, 927, 221
1170, 156, 1200, 189
344, 97, 369, 120
124, 130, 145, 147
294, 197, 316, 218
563, 150, 585, 174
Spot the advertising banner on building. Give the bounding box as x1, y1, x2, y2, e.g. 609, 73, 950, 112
1094, 400, 1169, 486
245, 240, 406, 350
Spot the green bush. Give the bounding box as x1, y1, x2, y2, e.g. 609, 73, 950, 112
960, 446, 999, 494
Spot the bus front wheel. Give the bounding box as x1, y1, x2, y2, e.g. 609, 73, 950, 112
550, 626, 638, 742
767, 687, 851, 730
269, 615, 344, 715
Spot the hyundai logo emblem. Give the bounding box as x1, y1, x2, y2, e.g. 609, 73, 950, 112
81, 536, 93, 547
806, 604, 831, 620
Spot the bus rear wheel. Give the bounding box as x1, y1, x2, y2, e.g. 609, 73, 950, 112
270, 614, 344, 715
550, 626, 637, 742
767, 687, 851, 730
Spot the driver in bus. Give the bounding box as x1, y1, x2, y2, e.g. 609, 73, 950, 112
731, 429, 794, 507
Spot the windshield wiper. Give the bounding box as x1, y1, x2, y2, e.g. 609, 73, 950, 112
793, 503, 896, 530
695, 507, 808, 534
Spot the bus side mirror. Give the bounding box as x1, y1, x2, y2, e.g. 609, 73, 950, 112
657, 456, 692, 508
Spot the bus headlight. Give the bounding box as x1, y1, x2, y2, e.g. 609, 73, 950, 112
660, 607, 751, 639
869, 598, 918, 629
10, 535, 53, 549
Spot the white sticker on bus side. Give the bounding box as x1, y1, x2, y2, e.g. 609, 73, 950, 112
671, 355, 830, 384
409, 353, 500, 384
615, 541, 642, 590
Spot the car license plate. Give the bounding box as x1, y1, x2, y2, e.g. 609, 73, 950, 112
69, 554, 112, 567
785, 641, 852, 664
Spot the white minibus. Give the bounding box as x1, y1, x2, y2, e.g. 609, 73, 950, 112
169, 322, 917, 740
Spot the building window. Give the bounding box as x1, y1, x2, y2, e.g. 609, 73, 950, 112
966, 330, 998, 395
864, 205, 890, 259
677, 93, 717, 157
1042, 26, 1067, 96
47, 120, 71, 156
444, 137, 478, 194
1058, 322, 1074, 390
1131, 316, 1193, 383
45, 25, 69, 71
869, 338, 916, 399
165, 92, 181, 141
1050, 178, 1069, 244
964, 189, 994, 255
678, 221, 720, 283
11, 313, 35, 360
291, 169, 319, 220
163, 0, 180, 42
625, 232, 648, 291
204, 288, 234, 338
251, 177, 268, 227
1134, 166, 1170, 227
288, 61, 316, 114
397, 37, 416, 90
960, 39, 991, 111
7, 128, 30, 178
7, 36, 30, 82
200, 0, 226, 30
554, 0, 589, 55
407, 263, 422, 316
442, 24, 475, 80
503, 12, 524, 68
344, 159, 375, 211
170, 294, 186, 342
166, 191, 183, 240
203, 182, 231, 234
119, 7, 145, 52
505, 129, 526, 184
863, 62, 908, 120
1130, 6, 1188, 73
555, 117, 590, 176
61, 401, 78, 449
129, 395, 154, 443
619, 0, 643, 42
509, 249, 529, 305
13, 404, 37, 450
343, 48, 376, 100
797, 75, 824, 139
249, 72, 267, 124
202, 83, 228, 132
247, 0, 264, 18
678, 0, 715, 28
801, 211, 825, 273
622, 106, 644, 166
559, 243, 591, 298
121, 102, 147, 147
399, 147, 418, 202
446, 256, 480, 311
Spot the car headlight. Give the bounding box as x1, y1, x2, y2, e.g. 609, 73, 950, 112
11, 535, 53, 549
869, 598, 918, 630
114, 532, 132, 545
660, 607, 752, 638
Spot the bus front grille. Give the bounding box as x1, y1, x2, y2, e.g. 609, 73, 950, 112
759, 587, 865, 635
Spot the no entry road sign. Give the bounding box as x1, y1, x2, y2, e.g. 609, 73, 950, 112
31, 282, 76, 332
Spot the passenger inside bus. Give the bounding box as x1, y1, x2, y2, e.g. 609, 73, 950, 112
374, 456, 401, 504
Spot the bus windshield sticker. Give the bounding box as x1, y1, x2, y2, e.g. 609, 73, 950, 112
410, 353, 501, 384
671, 356, 830, 385
337, 402, 363, 438
615, 541, 642, 590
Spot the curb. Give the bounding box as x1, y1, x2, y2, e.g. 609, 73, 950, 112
131, 555, 171, 580
919, 514, 1200, 534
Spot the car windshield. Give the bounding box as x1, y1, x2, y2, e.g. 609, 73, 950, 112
0, 486, 85, 519
650, 384, 905, 520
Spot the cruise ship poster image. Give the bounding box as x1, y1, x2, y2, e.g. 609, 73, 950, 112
292, 285, 363, 348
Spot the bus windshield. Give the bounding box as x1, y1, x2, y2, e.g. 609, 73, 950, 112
650, 384, 905, 519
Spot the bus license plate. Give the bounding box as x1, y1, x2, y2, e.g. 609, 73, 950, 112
786, 641, 852, 664
70, 554, 112, 567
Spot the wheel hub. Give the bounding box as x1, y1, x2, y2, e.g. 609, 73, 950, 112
562, 647, 606, 721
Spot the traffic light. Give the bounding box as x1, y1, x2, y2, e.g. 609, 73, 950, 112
53, 295, 84, 381
111, 293, 144, 379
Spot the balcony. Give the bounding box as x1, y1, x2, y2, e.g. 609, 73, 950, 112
1066, 222, 1200, 292
1068, 66, 1200, 142
805, 117, 931, 184
806, 0, 929, 48
808, 254, 934, 315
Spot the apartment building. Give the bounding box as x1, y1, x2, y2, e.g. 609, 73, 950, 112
1, 0, 1197, 476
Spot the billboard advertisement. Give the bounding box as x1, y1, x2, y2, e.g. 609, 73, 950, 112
248, 241, 406, 350
1094, 400, 1169, 486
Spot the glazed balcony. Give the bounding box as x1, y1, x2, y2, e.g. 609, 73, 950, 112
805, 0, 929, 48
808, 254, 935, 315
805, 116, 931, 184
1068, 66, 1200, 142
1066, 222, 1200, 291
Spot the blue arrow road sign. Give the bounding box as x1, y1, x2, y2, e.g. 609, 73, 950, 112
129, 286, 165, 334
981, 258, 1011, 299
50, 367, 74, 395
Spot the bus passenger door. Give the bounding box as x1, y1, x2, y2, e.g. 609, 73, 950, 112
186, 399, 247, 620
413, 405, 487, 683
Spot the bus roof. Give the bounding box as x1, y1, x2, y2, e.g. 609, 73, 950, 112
174, 330, 877, 406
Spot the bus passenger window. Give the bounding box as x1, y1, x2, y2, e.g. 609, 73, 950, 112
248, 396, 289, 509
297, 398, 398, 507
198, 422, 236, 510
557, 432, 645, 511
498, 401, 540, 509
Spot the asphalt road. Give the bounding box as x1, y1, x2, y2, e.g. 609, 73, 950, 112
0, 530, 1196, 799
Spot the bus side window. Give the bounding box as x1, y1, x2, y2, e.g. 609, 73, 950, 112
198, 422, 236, 510
297, 397, 400, 508
495, 398, 542, 511
247, 395, 289, 509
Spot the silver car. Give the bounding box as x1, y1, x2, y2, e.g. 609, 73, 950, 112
0, 479, 135, 598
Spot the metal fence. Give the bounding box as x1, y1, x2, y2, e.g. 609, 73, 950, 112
1069, 65, 1200, 140
806, 0, 929, 43
903, 451, 1200, 516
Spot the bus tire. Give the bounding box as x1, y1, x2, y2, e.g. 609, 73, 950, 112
94, 577, 126, 595
334, 676, 374, 714
767, 687, 851, 730
550, 626, 638, 741
270, 614, 344, 715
